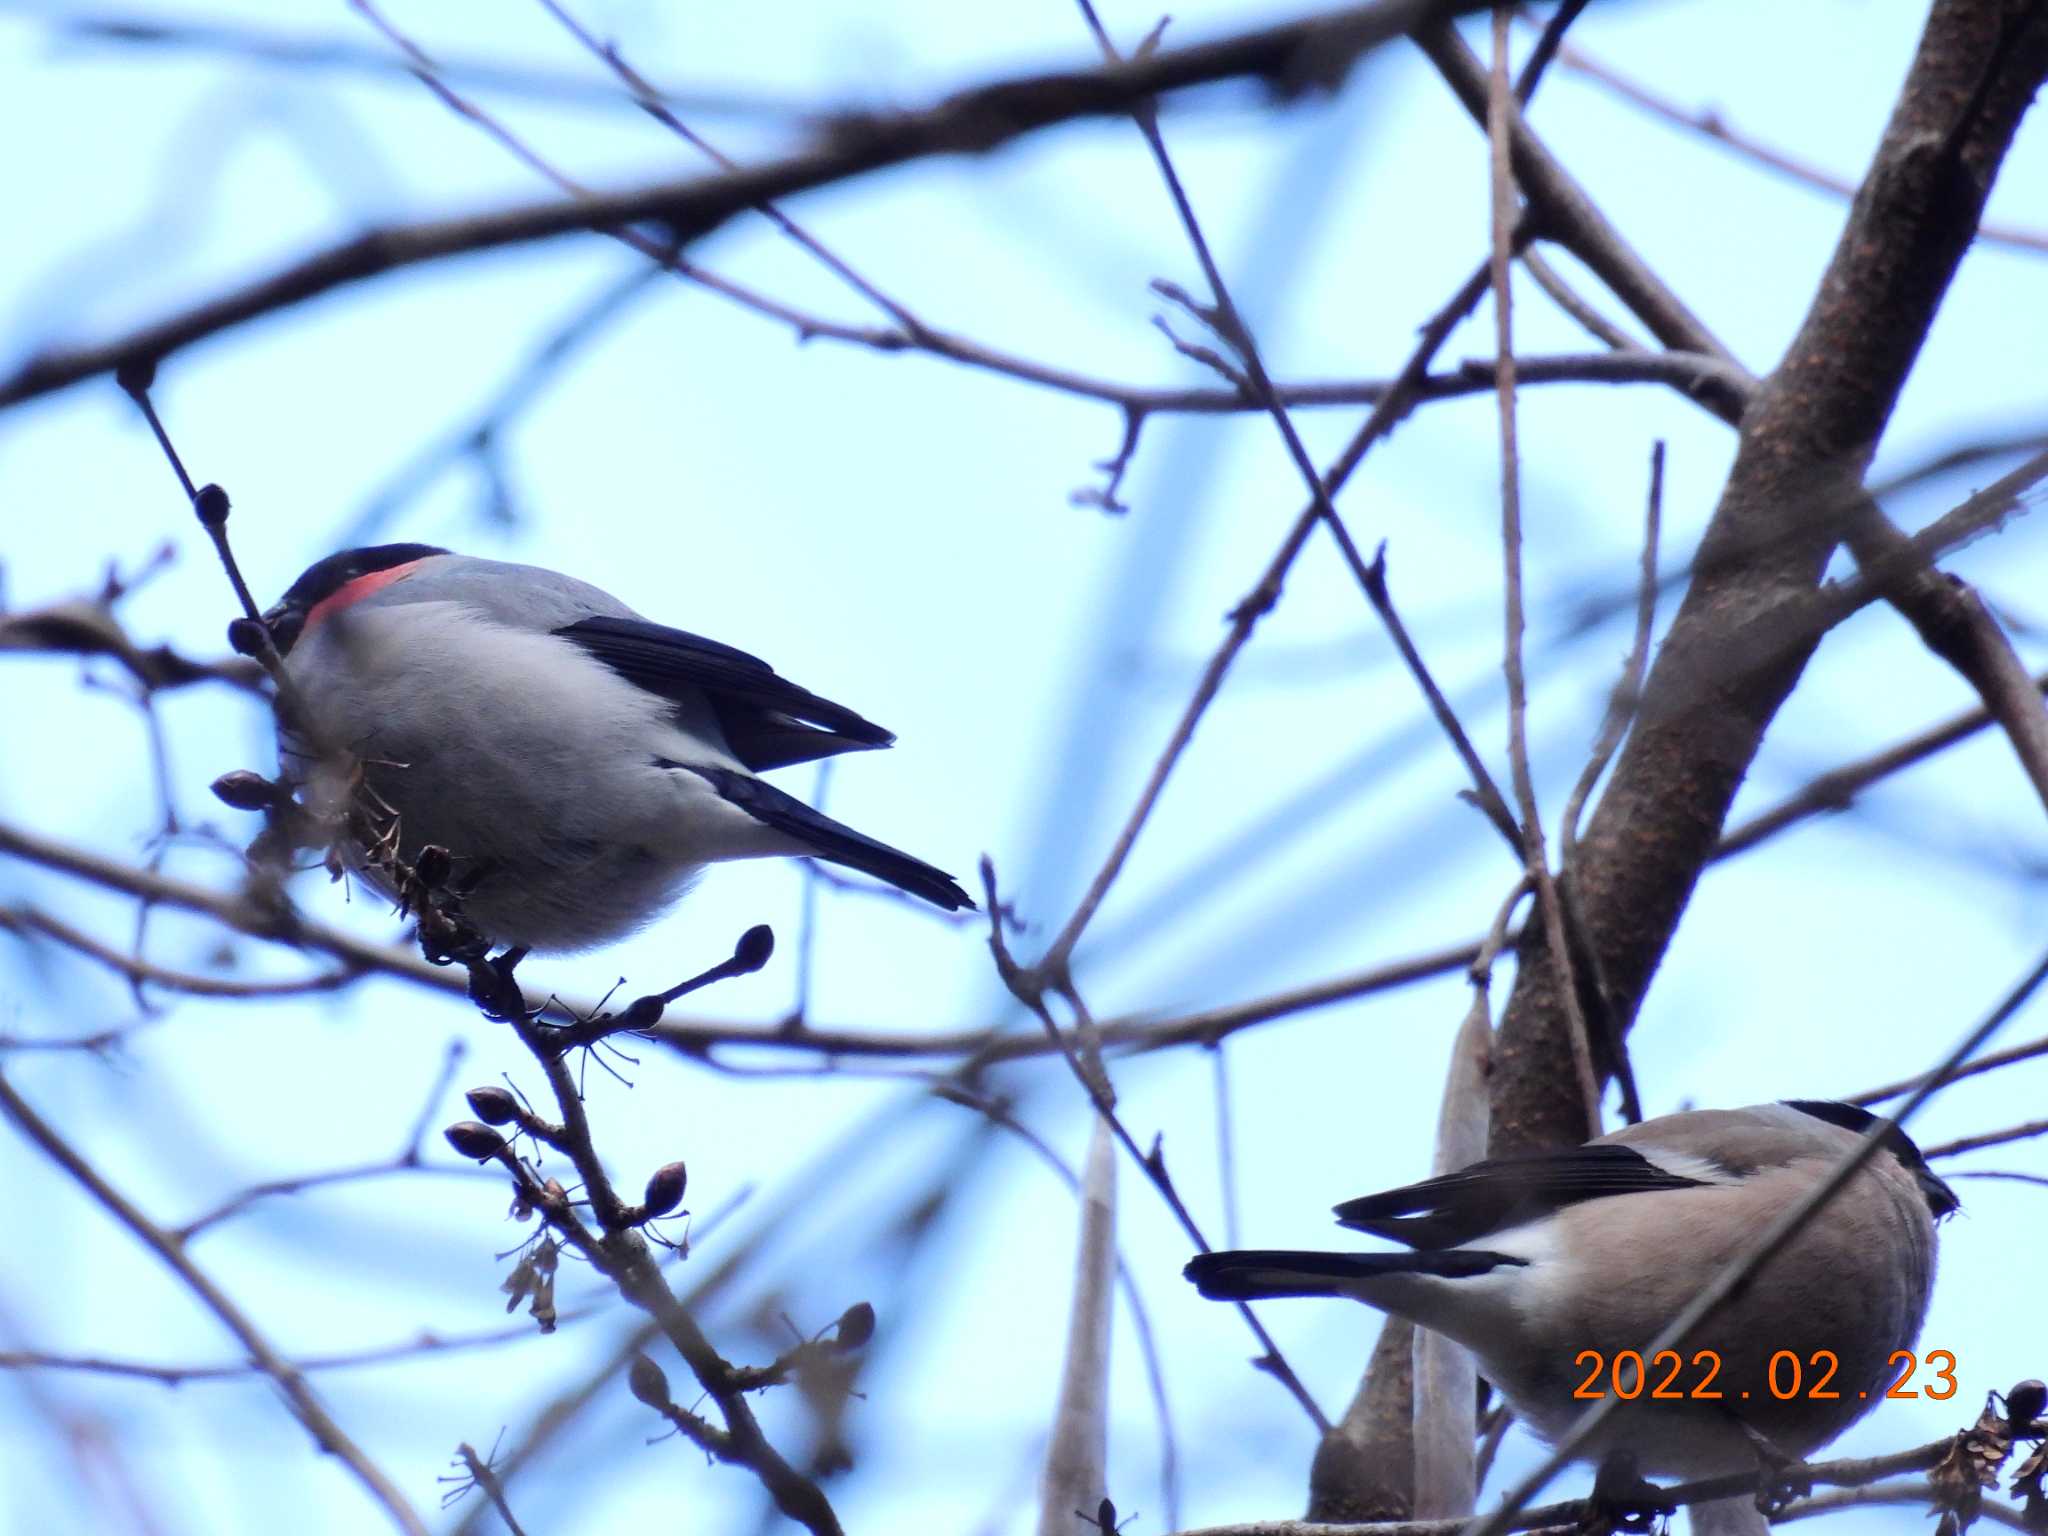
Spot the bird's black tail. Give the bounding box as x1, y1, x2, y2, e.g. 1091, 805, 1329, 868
1184, 1247, 1524, 1301
685, 765, 975, 911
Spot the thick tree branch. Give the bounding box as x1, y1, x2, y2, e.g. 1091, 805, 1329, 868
1487, 0, 2048, 1153
1424, 16, 2048, 853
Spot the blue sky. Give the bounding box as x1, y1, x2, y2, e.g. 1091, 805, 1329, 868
2, 3, 2046, 1534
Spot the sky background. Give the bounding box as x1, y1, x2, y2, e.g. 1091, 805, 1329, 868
2, 2, 2046, 1534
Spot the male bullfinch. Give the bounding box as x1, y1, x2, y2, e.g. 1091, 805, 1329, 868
258, 544, 971, 951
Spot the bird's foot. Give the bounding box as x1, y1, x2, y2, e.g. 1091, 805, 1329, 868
1735, 1421, 1815, 1515
1581, 1450, 1676, 1536
405, 845, 496, 969
466, 946, 531, 1023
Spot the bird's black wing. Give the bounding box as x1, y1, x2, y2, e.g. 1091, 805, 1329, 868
1333, 1144, 1715, 1249
555, 615, 893, 771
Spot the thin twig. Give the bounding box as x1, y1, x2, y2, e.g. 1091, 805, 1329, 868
0, 906, 355, 1001
339, 264, 663, 546
452, 1443, 530, 1536
1719, 667, 2048, 861
0, 1071, 428, 1535
534, 0, 922, 333
0, 593, 263, 695
0, 0, 1494, 412
48, 10, 810, 120
1167, 1434, 2034, 1536
1853, 1023, 2048, 1106
984, 864, 1331, 1434
1212, 1043, 1242, 1250
1777, 1481, 2033, 1530
1562, 440, 1664, 854
1357, 547, 1521, 850
1486, 6, 1601, 1135
176, 1160, 495, 1243
485, 989, 845, 1533
1042, 254, 1506, 968
1922, 1116, 2048, 1159
1520, 249, 1641, 352
1549, 37, 2048, 258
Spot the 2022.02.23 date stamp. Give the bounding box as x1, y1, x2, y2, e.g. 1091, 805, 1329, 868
1571, 1348, 1958, 1402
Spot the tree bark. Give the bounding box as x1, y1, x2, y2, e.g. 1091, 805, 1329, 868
1490, 0, 2048, 1155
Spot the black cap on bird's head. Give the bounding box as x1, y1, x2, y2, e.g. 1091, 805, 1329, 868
262, 543, 449, 655
1783, 1099, 1961, 1220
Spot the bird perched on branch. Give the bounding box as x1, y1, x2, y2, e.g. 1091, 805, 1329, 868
1185, 1101, 1956, 1531
256, 544, 972, 952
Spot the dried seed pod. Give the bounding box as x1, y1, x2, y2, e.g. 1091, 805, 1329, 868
227, 617, 269, 657
465, 1086, 521, 1126
832, 1301, 875, 1353
628, 1353, 672, 1411
527, 1237, 559, 1334
2008, 1380, 2047, 1428
210, 770, 281, 811
617, 993, 666, 1029
640, 1162, 688, 1220
193, 483, 231, 529
734, 924, 775, 972
500, 1254, 537, 1312
443, 1121, 507, 1161
114, 356, 157, 395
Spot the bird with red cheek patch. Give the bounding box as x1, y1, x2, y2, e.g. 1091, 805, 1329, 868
258, 544, 972, 953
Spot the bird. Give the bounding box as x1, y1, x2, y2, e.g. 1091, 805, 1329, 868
1184, 1101, 1956, 1530
257, 543, 972, 952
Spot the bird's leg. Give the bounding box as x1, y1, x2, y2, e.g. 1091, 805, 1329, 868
465, 945, 531, 1023
1581, 1449, 1676, 1536
1732, 1418, 1815, 1515
406, 845, 497, 970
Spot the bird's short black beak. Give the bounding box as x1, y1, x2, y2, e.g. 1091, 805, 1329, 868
1920, 1167, 1960, 1220
261, 600, 305, 657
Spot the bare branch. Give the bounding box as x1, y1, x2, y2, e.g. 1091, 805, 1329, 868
1483, 0, 2048, 1154
1550, 36, 2048, 258
1922, 1116, 2048, 1159
0, 905, 354, 1003
0, 0, 1489, 412
1485, 8, 1601, 1137
46, 10, 808, 120
0, 1071, 428, 1535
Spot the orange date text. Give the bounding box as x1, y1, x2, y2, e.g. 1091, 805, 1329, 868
1569, 1349, 1957, 1401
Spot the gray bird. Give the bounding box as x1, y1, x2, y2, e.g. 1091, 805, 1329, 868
260, 544, 972, 952
1185, 1101, 1955, 1530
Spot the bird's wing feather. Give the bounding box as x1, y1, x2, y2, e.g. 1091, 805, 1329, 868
555, 615, 893, 771
675, 764, 972, 911
1333, 1144, 1717, 1248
